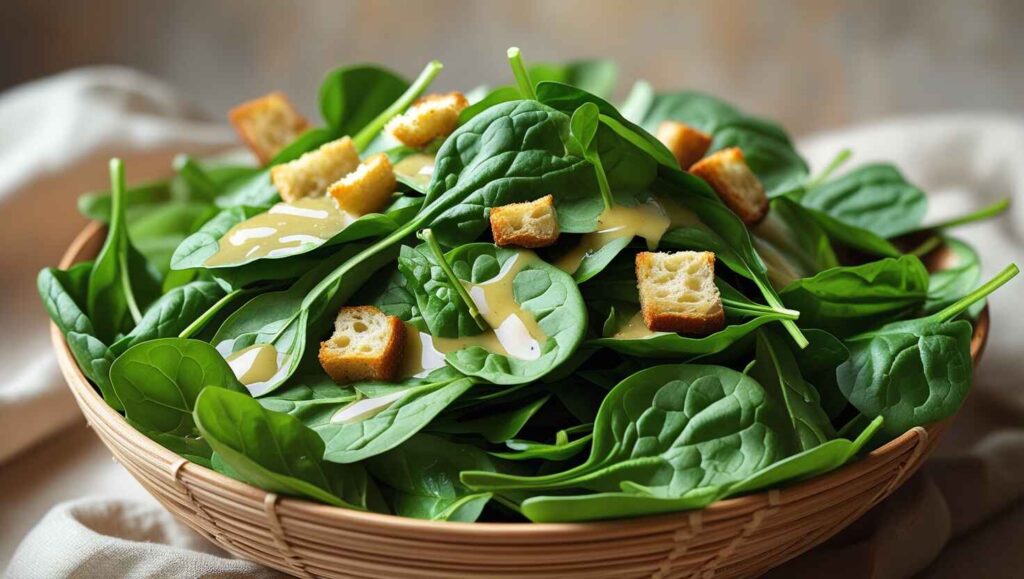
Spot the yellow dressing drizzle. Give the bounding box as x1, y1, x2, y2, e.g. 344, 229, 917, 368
393, 153, 435, 189
397, 251, 548, 378
205, 197, 358, 266
611, 309, 663, 340
554, 197, 700, 275
219, 342, 290, 396
330, 390, 407, 424
398, 326, 449, 378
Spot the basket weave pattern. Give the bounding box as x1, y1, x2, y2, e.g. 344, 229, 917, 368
54, 223, 987, 579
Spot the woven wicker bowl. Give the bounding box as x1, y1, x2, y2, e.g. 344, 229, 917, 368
54, 222, 989, 579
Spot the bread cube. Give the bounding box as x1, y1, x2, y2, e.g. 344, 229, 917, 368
689, 147, 769, 225
270, 137, 360, 202
328, 153, 396, 215
385, 92, 469, 148
319, 306, 406, 383
635, 251, 725, 335
489, 195, 560, 248
228, 92, 309, 165
655, 121, 712, 169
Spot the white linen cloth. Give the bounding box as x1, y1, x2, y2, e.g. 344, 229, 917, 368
1, 68, 1021, 578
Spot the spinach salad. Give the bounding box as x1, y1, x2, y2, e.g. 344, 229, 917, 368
41, 48, 1017, 523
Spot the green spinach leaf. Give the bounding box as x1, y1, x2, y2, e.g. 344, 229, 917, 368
638, 92, 808, 194
750, 328, 835, 451
799, 164, 927, 239
195, 387, 376, 509
462, 364, 794, 496
86, 159, 162, 341
440, 244, 588, 385
110, 281, 225, 354
38, 263, 120, 409
367, 434, 495, 521
837, 265, 1017, 436
780, 255, 930, 336
110, 338, 246, 460
314, 371, 477, 463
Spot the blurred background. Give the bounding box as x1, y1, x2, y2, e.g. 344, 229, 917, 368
3, 0, 1023, 136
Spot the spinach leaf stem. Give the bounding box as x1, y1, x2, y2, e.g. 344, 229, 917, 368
353, 60, 444, 151
933, 263, 1018, 323
507, 47, 537, 100
418, 228, 490, 331
179, 288, 248, 339
807, 148, 852, 189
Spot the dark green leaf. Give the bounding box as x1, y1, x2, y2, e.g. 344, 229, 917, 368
110, 338, 246, 459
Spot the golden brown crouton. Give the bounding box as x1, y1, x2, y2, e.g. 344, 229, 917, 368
656, 121, 712, 169
635, 251, 725, 335
319, 306, 406, 383
385, 92, 469, 148
228, 92, 309, 165
489, 195, 560, 248
269, 137, 360, 202
327, 153, 396, 215
689, 147, 769, 225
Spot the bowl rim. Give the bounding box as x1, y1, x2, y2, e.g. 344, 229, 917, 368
53, 220, 990, 537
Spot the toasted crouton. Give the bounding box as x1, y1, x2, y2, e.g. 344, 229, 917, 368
327, 153, 396, 215
635, 251, 724, 335
689, 147, 768, 225
489, 195, 560, 248
385, 92, 469, 148
656, 121, 712, 169
228, 92, 309, 164
269, 137, 360, 202
319, 306, 406, 383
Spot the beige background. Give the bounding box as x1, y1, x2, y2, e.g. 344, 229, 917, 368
2, 0, 1023, 135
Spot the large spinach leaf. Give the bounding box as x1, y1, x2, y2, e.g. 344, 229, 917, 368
194, 387, 378, 509
38, 263, 119, 409
440, 244, 588, 385
110, 338, 246, 463
837, 265, 1017, 436
425, 100, 602, 243
780, 255, 930, 336
314, 370, 477, 463
519, 416, 881, 523
799, 164, 927, 239
171, 196, 421, 271
462, 364, 794, 496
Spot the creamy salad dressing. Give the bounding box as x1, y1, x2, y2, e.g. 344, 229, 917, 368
398, 251, 548, 378
219, 342, 290, 396
612, 310, 662, 340
330, 390, 407, 424
393, 153, 435, 190
398, 328, 449, 378
204, 197, 358, 266
555, 196, 702, 274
